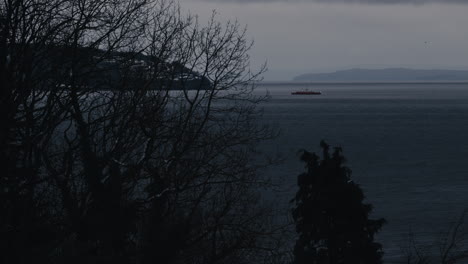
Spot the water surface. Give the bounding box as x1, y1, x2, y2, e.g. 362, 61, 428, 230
255, 82, 468, 262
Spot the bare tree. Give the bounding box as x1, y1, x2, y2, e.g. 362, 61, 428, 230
0, 1, 283, 263
402, 210, 468, 264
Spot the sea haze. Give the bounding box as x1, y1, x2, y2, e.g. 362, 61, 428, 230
294, 68, 468, 82
255, 82, 468, 263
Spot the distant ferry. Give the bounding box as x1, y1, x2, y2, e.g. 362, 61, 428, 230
291, 89, 321, 95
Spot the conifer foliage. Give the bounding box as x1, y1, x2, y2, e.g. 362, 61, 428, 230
291, 141, 386, 264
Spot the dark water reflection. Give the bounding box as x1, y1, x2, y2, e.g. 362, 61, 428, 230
255, 82, 468, 262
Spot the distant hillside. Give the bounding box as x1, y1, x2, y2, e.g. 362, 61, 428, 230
293, 68, 468, 82
35, 45, 211, 90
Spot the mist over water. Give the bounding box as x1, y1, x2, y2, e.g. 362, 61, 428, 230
256, 82, 468, 262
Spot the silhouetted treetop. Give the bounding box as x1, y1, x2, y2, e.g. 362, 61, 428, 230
292, 141, 385, 264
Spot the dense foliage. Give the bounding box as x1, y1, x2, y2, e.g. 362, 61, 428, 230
291, 141, 385, 264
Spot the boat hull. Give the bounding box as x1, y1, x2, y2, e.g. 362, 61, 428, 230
291, 91, 321, 95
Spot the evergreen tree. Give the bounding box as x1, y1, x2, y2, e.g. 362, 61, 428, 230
291, 141, 386, 264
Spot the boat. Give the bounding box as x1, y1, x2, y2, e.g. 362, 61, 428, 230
291, 89, 321, 95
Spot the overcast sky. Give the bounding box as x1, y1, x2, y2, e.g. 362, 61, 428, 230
180, 0, 468, 81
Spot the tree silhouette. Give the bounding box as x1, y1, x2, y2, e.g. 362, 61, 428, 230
291, 141, 385, 264
0, 0, 283, 263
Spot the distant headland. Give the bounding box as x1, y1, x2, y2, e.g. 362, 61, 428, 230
293, 68, 468, 82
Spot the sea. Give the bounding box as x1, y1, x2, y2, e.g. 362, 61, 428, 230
254, 82, 468, 263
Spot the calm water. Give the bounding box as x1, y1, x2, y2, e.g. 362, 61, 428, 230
255, 82, 468, 262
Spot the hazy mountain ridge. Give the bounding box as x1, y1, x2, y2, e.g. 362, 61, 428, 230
293, 68, 468, 82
